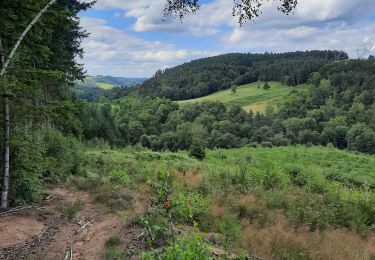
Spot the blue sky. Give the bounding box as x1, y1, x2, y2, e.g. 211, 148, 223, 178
79, 0, 375, 77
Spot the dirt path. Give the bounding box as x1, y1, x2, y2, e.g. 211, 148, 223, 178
0, 187, 135, 260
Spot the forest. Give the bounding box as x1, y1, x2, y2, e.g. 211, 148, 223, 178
1, 0, 375, 259
81, 59, 375, 159
134, 51, 348, 100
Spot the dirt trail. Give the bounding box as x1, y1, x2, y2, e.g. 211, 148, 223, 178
0, 187, 131, 260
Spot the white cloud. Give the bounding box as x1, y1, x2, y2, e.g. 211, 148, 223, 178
80, 0, 375, 76
80, 17, 217, 77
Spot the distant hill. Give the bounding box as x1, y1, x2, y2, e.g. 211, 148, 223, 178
75, 75, 147, 101
135, 51, 347, 100
77, 75, 146, 89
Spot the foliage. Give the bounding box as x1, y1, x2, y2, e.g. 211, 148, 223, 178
0, 0, 94, 206
7, 126, 45, 205
263, 82, 271, 90
64, 200, 84, 220
81, 59, 375, 156
172, 191, 211, 226
218, 214, 242, 252
0, 126, 81, 205
189, 141, 206, 160
78, 146, 375, 258
141, 232, 211, 259
134, 51, 342, 100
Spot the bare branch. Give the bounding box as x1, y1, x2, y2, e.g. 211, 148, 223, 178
164, 0, 298, 25
164, 0, 200, 20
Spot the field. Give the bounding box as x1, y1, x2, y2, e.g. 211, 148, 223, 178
72, 145, 375, 259
177, 82, 310, 113
97, 82, 115, 90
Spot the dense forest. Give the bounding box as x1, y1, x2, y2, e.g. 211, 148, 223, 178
135, 51, 348, 100
0, 0, 94, 205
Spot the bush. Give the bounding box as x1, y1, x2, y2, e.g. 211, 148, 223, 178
263, 82, 271, 90
261, 141, 273, 148
172, 191, 211, 226
141, 232, 211, 259
65, 200, 85, 220
189, 142, 206, 160
43, 128, 82, 182
104, 236, 126, 260
7, 126, 45, 205
110, 170, 132, 187
218, 214, 242, 252
140, 134, 152, 148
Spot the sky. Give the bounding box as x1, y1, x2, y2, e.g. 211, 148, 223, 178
79, 0, 375, 78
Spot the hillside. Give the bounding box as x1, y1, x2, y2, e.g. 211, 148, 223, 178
136, 51, 346, 100
177, 81, 310, 113
77, 75, 146, 89
75, 76, 146, 101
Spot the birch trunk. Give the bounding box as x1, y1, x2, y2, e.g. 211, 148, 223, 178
0, 36, 10, 209
1, 96, 9, 209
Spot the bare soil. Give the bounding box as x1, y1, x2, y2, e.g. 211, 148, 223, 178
0, 187, 144, 260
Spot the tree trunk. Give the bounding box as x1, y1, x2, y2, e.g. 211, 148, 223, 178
0, 35, 10, 209
1, 96, 10, 209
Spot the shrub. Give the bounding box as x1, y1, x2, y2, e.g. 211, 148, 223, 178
263, 82, 271, 90
110, 170, 132, 187
140, 134, 152, 148
189, 142, 206, 160
172, 191, 211, 226
104, 236, 126, 260
94, 184, 134, 211
65, 200, 85, 220
7, 126, 45, 205
271, 237, 311, 260
261, 141, 273, 148
141, 232, 211, 259
218, 214, 242, 252
43, 128, 82, 182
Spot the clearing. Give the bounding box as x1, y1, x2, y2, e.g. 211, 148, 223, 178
177, 81, 310, 113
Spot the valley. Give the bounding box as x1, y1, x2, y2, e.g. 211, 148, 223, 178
1, 1, 375, 258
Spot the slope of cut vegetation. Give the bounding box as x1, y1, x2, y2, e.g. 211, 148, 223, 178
73, 146, 375, 259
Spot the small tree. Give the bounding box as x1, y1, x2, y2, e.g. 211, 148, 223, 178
189, 141, 205, 160
263, 82, 271, 90
231, 85, 237, 95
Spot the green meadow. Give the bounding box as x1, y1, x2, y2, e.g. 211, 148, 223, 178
177, 82, 310, 112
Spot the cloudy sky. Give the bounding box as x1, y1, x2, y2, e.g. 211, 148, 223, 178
79, 0, 375, 77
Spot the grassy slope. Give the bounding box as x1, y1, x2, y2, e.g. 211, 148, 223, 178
177, 82, 310, 113
97, 82, 115, 90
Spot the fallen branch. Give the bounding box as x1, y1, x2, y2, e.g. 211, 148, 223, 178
38, 219, 56, 242
0, 205, 35, 216
136, 232, 145, 239
64, 246, 73, 260
75, 221, 90, 234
